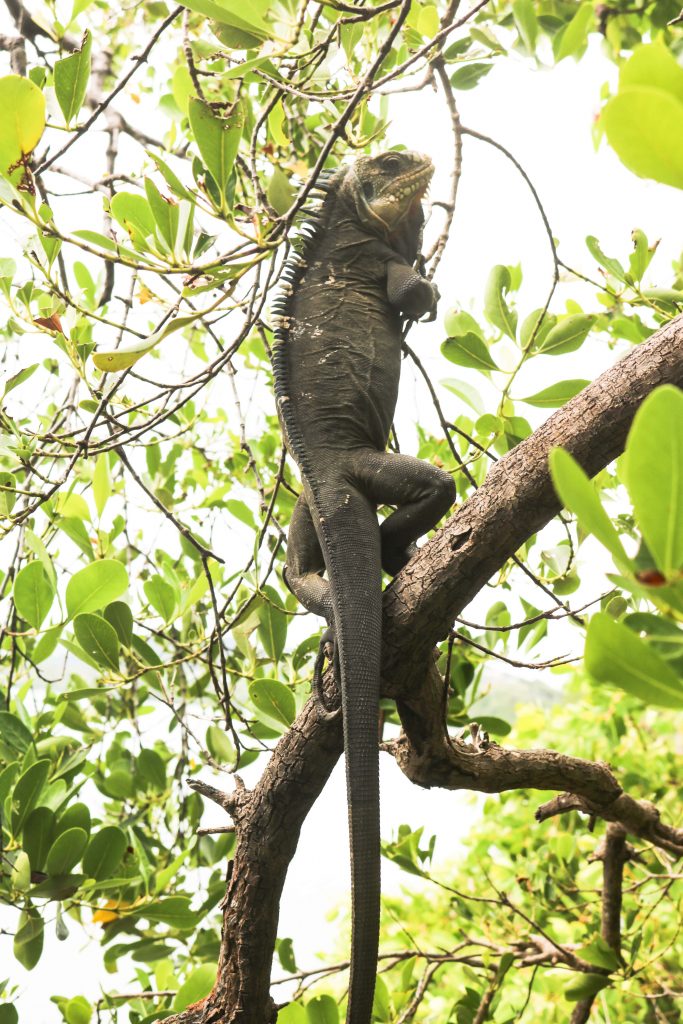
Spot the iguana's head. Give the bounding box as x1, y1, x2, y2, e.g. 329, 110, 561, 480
339, 150, 434, 235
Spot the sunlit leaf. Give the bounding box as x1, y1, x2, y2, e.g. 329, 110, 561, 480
539, 314, 594, 355
249, 678, 295, 729
54, 30, 92, 125
73, 613, 120, 670
521, 380, 588, 408
172, 963, 217, 1011
189, 98, 244, 207
441, 333, 499, 372
484, 265, 517, 339
549, 448, 631, 567
65, 559, 128, 619
83, 826, 127, 880
624, 386, 683, 574
0, 75, 45, 175
13, 910, 44, 971
13, 560, 55, 628
45, 827, 88, 875
585, 613, 683, 708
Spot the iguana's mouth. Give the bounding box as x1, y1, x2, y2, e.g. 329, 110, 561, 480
384, 157, 433, 205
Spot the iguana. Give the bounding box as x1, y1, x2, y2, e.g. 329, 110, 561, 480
271, 151, 455, 1023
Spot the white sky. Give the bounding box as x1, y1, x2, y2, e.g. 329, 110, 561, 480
3, 25, 683, 1024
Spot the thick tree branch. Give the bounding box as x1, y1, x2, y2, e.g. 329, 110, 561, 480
168, 316, 683, 1022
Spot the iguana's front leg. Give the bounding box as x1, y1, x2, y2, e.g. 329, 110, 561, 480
387, 259, 439, 320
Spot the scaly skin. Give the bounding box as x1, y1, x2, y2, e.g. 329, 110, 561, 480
272, 151, 455, 1024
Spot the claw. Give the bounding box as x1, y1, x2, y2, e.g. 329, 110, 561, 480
312, 626, 341, 720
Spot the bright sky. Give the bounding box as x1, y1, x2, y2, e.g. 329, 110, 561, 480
3, 24, 683, 1023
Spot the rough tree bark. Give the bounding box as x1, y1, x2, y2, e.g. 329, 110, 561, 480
166, 315, 683, 1023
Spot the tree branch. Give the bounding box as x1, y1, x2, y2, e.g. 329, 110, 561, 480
167, 315, 683, 1022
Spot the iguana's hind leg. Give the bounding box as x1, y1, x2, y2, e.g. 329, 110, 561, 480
284, 496, 340, 717
350, 449, 455, 576
283, 494, 333, 622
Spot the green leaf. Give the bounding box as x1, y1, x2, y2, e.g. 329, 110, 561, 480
14, 910, 44, 971
172, 963, 217, 1011
277, 936, 297, 973
0, 75, 46, 174
92, 307, 213, 371
257, 588, 287, 660
92, 452, 111, 517
276, 1004, 306, 1024
267, 166, 295, 215
55, 802, 91, 838
512, 0, 538, 53
306, 994, 339, 1024
140, 895, 196, 927
549, 448, 630, 566
628, 228, 654, 283
29, 873, 85, 900
45, 826, 88, 875
149, 152, 196, 203
104, 601, 133, 647
441, 378, 484, 415
82, 826, 127, 880
519, 307, 555, 349
206, 723, 235, 764
619, 42, 683, 100
564, 972, 610, 1001
64, 996, 92, 1024
22, 806, 56, 872
54, 30, 92, 125
0, 762, 20, 806
585, 235, 627, 282
65, 559, 129, 618
110, 192, 156, 247
188, 98, 244, 206
610, 42, 683, 183
555, 1, 594, 62
11, 759, 50, 835
144, 176, 180, 252
449, 62, 492, 90
137, 748, 166, 791
585, 614, 683, 708
11, 850, 31, 891
73, 613, 120, 670
13, 560, 55, 628
539, 314, 595, 355
441, 333, 499, 372
0, 1004, 19, 1024
2, 362, 38, 398
577, 937, 621, 971
602, 87, 683, 190
181, 0, 272, 37
249, 678, 296, 729
144, 575, 177, 622
0, 470, 17, 517
484, 265, 517, 339
624, 386, 683, 574
521, 380, 588, 408
224, 498, 256, 528
0, 710, 33, 755
443, 309, 482, 338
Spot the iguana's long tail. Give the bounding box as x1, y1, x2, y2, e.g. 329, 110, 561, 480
310, 479, 382, 1024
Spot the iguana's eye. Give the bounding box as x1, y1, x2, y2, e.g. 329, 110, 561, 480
362, 181, 375, 199
382, 155, 401, 173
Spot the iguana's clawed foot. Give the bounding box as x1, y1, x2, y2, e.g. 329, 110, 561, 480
312, 627, 341, 721
382, 542, 418, 576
